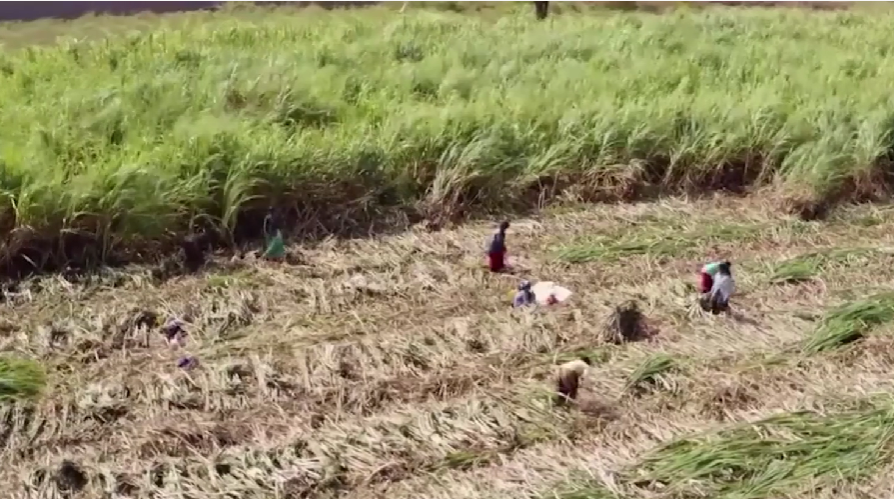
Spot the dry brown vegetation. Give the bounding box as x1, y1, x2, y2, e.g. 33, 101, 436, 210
5, 3, 894, 498
5, 195, 894, 498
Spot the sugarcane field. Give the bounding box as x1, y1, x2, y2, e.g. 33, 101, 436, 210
4, 2, 894, 498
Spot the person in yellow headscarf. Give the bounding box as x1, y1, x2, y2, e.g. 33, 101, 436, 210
555, 355, 592, 406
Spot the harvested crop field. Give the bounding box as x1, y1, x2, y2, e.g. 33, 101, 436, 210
5, 3, 894, 499
8, 198, 894, 498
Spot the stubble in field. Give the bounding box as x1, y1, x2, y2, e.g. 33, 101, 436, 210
5, 196, 894, 498
5, 4, 894, 498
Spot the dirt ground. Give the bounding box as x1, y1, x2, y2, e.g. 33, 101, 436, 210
5, 194, 894, 498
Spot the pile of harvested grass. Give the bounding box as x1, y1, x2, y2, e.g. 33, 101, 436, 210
54, 460, 88, 495
770, 252, 828, 284
623, 354, 677, 396
630, 402, 894, 497
770, 248, 874, 285
803, 292, 894, 354
602, 300, 649, 344
0, 356, 46, 402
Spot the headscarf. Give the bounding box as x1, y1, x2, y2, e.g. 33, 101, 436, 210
702, 260, 731, 276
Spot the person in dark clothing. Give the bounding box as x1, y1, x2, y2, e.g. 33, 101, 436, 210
161, 317, 186, 346
263, 210, 278, 239
487, 221, 510, 273
513, 280, 536, 307
180, 232, 213, 272
534, 1, 549, 20
707, 261, 735, 314
262, 210, 285, 260
177, 356, 199, 369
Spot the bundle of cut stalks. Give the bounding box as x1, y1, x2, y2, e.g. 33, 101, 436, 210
602, 300, 646, 344
0, 356, 45, 402
803, 292, 894, 354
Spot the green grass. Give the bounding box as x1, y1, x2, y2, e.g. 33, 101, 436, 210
0, 356, 46, 402
770, 247, 875, 284
803, 292, 894, 354
624, 353, 678, 394
552, 481, 621, 499
2, 6, 894, 264
630, 401, 894, 499
557, 234, 691, 264
555, 221, 800, 263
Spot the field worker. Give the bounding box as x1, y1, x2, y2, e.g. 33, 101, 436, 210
487, 221, 510, 273
706, 261, 735, 314
180, 232, 212, 272
699, 260, 731, 294
262, 210, 285, 260
162, 317, 186, 347
555, 355, 592, 406
513, 280, 537, 307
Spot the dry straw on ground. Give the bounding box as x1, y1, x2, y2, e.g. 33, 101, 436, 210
4, 3, 894, 499
2, 196, 894, 499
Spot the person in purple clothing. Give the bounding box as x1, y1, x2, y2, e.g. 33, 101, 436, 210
177, 356, 199, 369
162, 317, 186, 347
513, 280, 536, 308
487, 221, 510, 273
